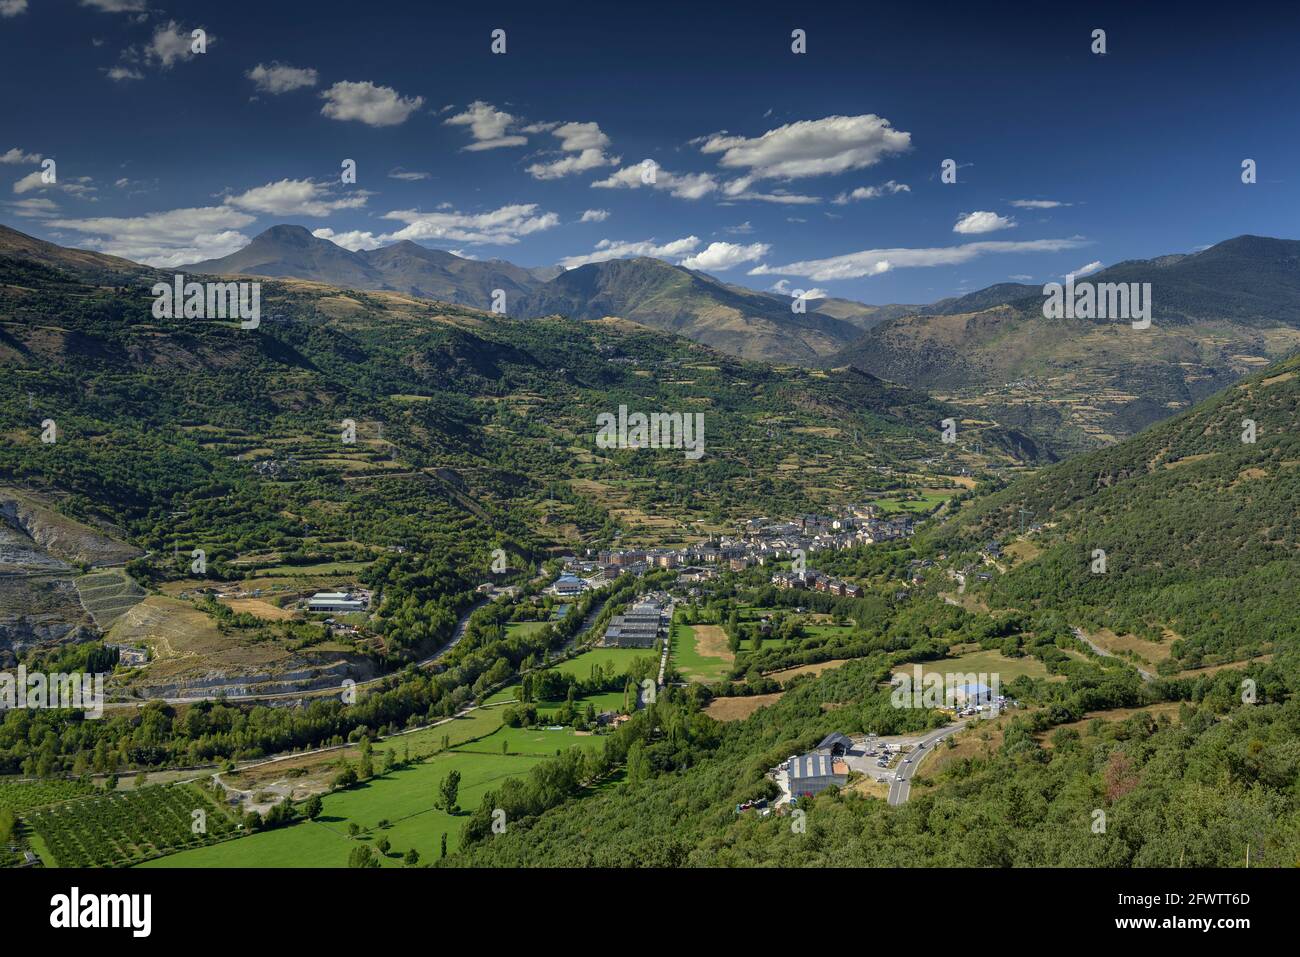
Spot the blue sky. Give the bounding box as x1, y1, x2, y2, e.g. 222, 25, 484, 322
2, 0, 1297, 304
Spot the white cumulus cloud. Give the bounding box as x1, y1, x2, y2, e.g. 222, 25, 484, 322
247, 62, 318, 95
145, 21, 213, 69
106, 66, 143, 82
558, 236, 701, 269
379, 203, 560, 245
224, 179, 368, 217
699, 114, 911, 182
48, 205, 255, 267
953, 210, 1016, 234
592, 162, 718, 200
13, 170, 96, 198
313, 228, 382, 251
680, 241, 770, 271
0, 148, 40, 164
579, 209, 610, 223
832, 180, 910, 204
321, 81, 424, 127
526, 121, 618, 179
444, 101, 526, 150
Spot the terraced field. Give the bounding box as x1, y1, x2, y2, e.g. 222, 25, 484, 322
74, 569, 146, 630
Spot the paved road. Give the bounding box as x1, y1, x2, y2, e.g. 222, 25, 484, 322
1071, 626, 1155, 682
886, 720, 969, 805
561, 597, 608, 652
415, 598, 486, 667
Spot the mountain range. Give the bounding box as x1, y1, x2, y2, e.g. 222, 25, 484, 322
8, 221, 1300, 454
182, 225, 881, 363
825, 236, 1300, 452
182, 226, 1300, 452
185, 224, 554, 306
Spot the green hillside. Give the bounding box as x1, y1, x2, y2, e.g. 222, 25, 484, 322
928, 351, 1300, 671
441, 350, 1300, 869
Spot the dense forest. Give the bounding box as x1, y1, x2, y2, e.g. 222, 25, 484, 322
449, 642, 1299, 867
928, 352, 1300, 669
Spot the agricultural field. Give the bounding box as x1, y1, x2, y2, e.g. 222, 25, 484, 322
672, 622, 733, 682
549, 646, 656, 681
218, 596, 296, 621
703, 692, 783, 722
482, 645, 653, 714
0, 778, 95, 813
390, 707, 510, 755
763, 658, 854, 684
889, 647, 1057, 689
220, 705, 512, 801
26, 783, 237, 867
1084, 628, 1175, 671
868, 490, 956, 514
139, 635, 636, 866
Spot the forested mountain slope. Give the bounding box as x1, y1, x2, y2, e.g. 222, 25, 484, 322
930, 351, 1300, 671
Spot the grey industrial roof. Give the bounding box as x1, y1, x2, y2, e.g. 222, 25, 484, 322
789, 752, 842, 780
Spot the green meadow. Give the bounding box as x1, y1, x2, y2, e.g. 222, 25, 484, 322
141, 631, 639, 867
549, 646, 656, 680
386, 706, 509, 756
868, 491, 954, 514
140, 747, 551, 868
452, 724, 607, 758
672, 622, 731, 682
505, 620, 551, 639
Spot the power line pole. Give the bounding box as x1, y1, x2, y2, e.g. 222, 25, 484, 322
1018, 508, 1034, 535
